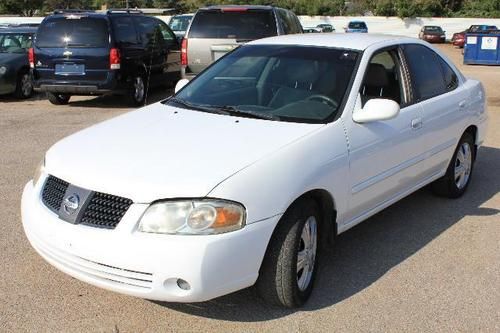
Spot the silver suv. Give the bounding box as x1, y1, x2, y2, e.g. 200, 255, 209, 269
181, 5, 302, 79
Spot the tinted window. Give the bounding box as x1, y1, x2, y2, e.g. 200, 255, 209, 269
112, 17, 137, 44
169, 16, 191, 32
438, 57, 459, 92
349, 22, 367, 29
173, 45, 359, 123
36, 17, 109, 48
188, 10, 276, 39
158, 22, 176, 43
403, 44, 446, 101
134, 17, 159, 47
0, 33, 33, 53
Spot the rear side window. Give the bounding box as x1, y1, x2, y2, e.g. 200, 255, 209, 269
36, 17, 109, 48
403, 44, 447, 101
438, 57, 459, 92
188, 10, 277, 39
112, 16, 138, 44
278, 9, 301, 35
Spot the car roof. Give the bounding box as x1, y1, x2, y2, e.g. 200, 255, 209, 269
248, 33, 410, 51
0, 26, 37, 34
201, 5, 275, 10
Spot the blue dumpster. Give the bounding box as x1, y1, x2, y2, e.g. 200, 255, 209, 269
464, 31, 500, 65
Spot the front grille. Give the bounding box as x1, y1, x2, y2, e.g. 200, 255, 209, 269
41, 175, 133, 229
80, 192, 133, 229
42, 175, 69, 213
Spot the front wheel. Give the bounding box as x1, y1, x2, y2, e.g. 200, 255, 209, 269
47, 92, 70, 105
130, 75, 147, 106
431, 133, 475, 198
256, 199, 320, 308
15, 71, 33, 99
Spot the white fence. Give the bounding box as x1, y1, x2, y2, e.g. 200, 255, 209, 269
2, 15, 500, 39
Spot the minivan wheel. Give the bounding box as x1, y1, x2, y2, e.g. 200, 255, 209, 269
47, 92, 70, 105
431, 133, 475, 198
130, 75, 146, 106
15, 70, 33, 99
256, 199, 320, 308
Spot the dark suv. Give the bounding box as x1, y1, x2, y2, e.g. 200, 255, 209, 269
31, 9, 180, 105
182, 5, 303, 79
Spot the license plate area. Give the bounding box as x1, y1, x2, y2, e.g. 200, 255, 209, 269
55, 63, 85, 75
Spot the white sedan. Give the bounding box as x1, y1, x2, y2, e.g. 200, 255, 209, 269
22, 34, 487, 308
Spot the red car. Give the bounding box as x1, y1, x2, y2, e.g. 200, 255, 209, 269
419, 25, 446, 43
452, 25, 498, 48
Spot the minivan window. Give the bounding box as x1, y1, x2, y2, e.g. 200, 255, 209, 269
0, 33, 33, 53
36, 17, 109, 48
403, 44, 447, 101
188, 10, 276, 39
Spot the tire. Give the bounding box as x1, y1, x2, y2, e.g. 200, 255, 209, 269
130, 74, 147, 106
431, 133, 475, 198
256, 198, 320, 308
47, 92, 70, 105
14, 70, 33, 99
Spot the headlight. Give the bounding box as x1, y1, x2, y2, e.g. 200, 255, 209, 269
0, 66, 7, 76
33, 157, 45, 187
138, 200, 246, 235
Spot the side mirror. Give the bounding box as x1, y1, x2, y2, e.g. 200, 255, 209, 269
174, 78, 190, 93
353, 99, 400, 123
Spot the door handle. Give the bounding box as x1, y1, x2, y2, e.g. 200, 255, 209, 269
458, 100, 467, 108
411, 118, 422, 130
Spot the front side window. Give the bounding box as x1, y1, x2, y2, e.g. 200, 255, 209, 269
360, 49, 403, 107
169, 45, 359, 123
403, 44, 447, 102
0, 33, 33, 53
36, 17, 109, 48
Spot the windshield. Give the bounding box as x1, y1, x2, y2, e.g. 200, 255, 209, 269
169, 16, 192, 32
188, 10, 276, 39
170, 45, 359, 123
348, 22, 367, 29
0, 33, 33, 53
36, 17, 109, 48
424, 26, 442, 32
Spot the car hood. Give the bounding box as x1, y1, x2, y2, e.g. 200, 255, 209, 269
0, 52, 26, 65
46, 103, 323, 203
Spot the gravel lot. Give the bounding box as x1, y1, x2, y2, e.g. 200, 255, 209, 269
1, 44, 499, 332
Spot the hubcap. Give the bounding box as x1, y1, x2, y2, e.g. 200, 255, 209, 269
297, 216, 318, 292
21, 74, 32, 97
134, 77, 145, 102
454, 142, 472, 189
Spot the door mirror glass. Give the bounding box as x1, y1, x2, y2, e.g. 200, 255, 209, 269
174, 78, 190, 93
353, 98, 400, 123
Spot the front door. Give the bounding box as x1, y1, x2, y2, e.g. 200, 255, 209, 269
343, 47, 427, 225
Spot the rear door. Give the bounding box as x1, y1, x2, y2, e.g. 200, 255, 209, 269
186, 8, 277, 75
34, 16, 110, 83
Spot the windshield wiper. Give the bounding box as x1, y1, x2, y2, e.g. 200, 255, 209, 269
217, 105, 280, 121
166, 97, 230, 115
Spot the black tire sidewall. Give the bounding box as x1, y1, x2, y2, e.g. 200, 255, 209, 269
257, 199, 321, 307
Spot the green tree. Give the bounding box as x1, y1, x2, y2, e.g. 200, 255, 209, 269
0, 0, 44, 16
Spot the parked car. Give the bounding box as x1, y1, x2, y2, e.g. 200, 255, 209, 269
345, 21, 368, 33
181, 5, 303, 79
168, 14, 194, 39
303, 27, 321, 33
31, 9, 181, 106
22, 34, 487, 308
452, 25, 498, 48
0, 26, 36, 98
316, 23, 335, 32
419, 25, 446, 43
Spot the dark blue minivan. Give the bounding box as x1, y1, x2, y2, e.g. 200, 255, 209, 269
31, 9, 181, 105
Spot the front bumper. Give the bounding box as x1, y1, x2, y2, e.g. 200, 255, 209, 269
22, 180, 279, 302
